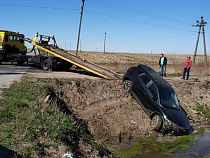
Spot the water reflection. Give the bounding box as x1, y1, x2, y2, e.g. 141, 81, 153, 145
175, 128, 210, 158
115, 127, 210, 158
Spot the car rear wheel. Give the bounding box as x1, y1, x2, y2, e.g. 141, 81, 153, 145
123, 80, 133, 92
151, 114, 162, 131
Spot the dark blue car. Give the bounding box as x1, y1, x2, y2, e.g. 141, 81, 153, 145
123, 64, 193, 135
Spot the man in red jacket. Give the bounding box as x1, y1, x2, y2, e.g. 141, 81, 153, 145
182, 56, 192, 80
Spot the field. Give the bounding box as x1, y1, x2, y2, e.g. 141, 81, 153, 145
76, 51, 210, 76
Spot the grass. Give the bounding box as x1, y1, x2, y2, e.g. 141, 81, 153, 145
114, 127, 205, 158
0, 77, 111, 157
196, 103, 210, 118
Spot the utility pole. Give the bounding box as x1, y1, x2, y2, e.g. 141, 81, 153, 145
80, 39, 81, 52
76, 0, 85, 56
104, 31, 106, 53
193, 16, 208, 64
70, 42, 71, 51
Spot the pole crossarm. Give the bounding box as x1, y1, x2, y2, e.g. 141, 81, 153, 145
193, 16, 208, 65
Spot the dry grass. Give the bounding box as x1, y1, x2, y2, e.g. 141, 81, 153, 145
71, 51, 210, 76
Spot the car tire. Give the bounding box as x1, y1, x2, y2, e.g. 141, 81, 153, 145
41, 59, 51, 71
151, 114, 162, 131
123, 80, 133, 92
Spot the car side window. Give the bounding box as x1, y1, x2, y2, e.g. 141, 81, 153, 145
139, 74, 151, 86
148, 83, 158, 100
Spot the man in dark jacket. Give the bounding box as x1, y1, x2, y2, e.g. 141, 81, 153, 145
159, 53, 167, 77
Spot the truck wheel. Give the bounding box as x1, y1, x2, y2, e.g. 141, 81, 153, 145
123, 80, 133, 92
0, 52, 3, 65
151, 114, 162, 131
41, 59, 51, 71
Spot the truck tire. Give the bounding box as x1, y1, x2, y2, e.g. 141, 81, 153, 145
41, 59, 51, 71
0, 55, 2, 65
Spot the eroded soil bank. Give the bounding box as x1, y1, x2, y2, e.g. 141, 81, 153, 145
48, 76, 210, 151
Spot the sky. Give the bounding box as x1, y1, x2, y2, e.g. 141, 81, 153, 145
1, 0, 210, 54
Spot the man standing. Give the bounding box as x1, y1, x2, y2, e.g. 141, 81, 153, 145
182, 56, 192, 80
159, 53, 167, 77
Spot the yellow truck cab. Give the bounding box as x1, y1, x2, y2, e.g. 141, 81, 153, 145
0, 30, 25, 64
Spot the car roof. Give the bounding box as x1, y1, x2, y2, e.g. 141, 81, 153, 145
137, 64, 174, 92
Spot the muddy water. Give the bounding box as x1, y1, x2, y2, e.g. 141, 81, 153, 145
175, 127, 210, 158
116, 126, 210, 158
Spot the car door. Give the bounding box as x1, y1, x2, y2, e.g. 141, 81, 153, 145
146, 81, 159, 112
137, 73, 156, 112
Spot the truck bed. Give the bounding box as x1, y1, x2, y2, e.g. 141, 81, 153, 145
25, 38, 121, 79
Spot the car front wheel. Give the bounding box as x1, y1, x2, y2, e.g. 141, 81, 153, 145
123, 80, 133, 92
151, 114, 162, 131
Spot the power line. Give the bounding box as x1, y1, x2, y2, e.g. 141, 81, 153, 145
107, 34, 195, 41
84, 10, 197, 33
87, 0, 193, 26
1, 3, 79, 11
1, 3, 197, 33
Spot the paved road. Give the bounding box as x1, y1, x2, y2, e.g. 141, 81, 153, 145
0, 63, 31, 88
0, 63, 31, 103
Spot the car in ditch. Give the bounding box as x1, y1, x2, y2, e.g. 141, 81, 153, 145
123, 64, 193, 135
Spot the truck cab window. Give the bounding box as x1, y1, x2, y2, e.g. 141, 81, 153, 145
9, 36, 14, 41
14, 36, 20, 40
9, 36, 20, 41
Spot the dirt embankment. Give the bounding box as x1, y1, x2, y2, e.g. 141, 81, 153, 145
52, 79, 151, 147
49, 77, 210, 151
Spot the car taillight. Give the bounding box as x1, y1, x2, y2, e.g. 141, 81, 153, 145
128, 67, 133, 72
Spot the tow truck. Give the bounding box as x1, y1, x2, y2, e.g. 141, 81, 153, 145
0, 30, 121, 79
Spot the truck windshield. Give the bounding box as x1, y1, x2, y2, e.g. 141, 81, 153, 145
160, 90, 180, 109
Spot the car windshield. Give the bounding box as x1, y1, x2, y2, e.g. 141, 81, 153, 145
160, 90, 180, 109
